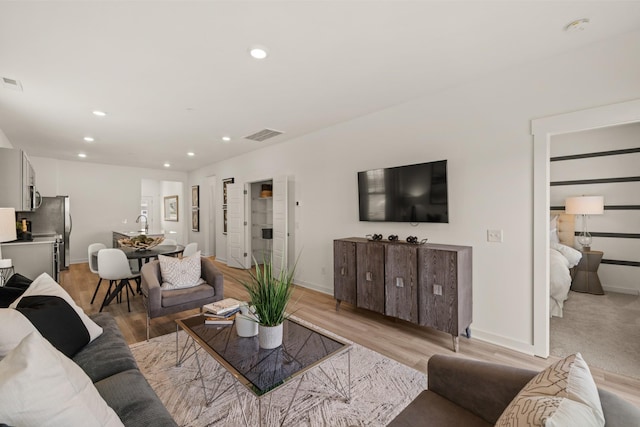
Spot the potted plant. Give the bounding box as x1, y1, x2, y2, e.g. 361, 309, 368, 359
240, 255, 297, 349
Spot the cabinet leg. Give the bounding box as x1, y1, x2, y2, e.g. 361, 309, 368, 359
452, 335, 459, 352
335, 300, 341, 311
465, 327, 471, 339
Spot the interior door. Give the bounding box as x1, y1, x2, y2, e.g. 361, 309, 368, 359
226, 183, 246, 269
272, 175, 288, 277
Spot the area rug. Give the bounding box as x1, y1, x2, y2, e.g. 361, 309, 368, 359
550, 290, 640, 379
130, 317, 426, 426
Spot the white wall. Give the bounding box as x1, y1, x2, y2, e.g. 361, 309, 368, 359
188, 29, 640, 354
29, 157, 187, 264
0, 127, 12, 148
551, 123, 640, 294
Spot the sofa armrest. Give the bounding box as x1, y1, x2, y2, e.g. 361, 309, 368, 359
140, 261, 162, 312
201, 258, 224, 297
428, 354, 536, 424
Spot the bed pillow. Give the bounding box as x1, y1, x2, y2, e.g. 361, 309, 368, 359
496, 353, 604, 427
9, 273, 103, 342
0, 332, 124, 427
551, 241, 582, 268
159, 251, 205, 290
550, 215, 560, 243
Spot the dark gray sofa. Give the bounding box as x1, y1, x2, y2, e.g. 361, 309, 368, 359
388, 354, 640, 427
73, 312, 177, 427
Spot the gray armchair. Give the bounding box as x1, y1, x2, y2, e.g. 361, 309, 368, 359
140, 257, 224, 340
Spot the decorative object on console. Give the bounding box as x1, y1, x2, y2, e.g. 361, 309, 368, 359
366, 233, 383, 241
0, 208, 17, 284
405, 236, 427, 244
565, 196, 604, 251
388, 234, 398, 241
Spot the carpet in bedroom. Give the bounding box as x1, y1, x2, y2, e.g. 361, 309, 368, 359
550, 290, 640, 379
130, 324, 426, 426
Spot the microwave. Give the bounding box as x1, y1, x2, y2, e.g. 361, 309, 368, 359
0, 147, 42, 211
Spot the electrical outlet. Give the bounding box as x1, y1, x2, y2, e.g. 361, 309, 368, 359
487, 229, 503, 243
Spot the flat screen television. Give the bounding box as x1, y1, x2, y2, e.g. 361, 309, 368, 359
358, 160, 448, 223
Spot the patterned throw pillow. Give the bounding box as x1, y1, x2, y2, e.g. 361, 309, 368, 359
159, 251, 205, 290
496, 353, 604, 427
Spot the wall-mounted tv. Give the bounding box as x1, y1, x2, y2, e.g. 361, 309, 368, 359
358, 160, 448, 223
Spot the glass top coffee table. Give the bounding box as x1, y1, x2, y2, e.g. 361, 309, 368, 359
175, 314, 351, 426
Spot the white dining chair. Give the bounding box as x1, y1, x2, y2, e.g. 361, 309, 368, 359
88, 243, 106, 304
98, 249, 140, 312
163, 239, 177, 246
182, 242, 198, 258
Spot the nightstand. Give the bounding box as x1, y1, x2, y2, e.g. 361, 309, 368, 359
571, 250, 604, 295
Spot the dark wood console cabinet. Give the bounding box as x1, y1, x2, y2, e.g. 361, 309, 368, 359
334, 237, 472, 352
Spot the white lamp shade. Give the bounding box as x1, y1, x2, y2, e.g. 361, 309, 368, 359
0, 208, 17, 243
565, 196, 604, 215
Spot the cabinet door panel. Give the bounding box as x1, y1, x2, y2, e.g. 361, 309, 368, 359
333, 240, 357, 305
356, 242, 385, 314
385, 245, 418, 322
418, 249, 458, 334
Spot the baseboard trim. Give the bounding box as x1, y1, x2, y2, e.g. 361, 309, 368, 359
294, 279, 333, 296
602, 285, 640, 295
471, 329, 537, 357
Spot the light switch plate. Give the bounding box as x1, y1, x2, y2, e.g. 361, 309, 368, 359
487, 229, 503, 243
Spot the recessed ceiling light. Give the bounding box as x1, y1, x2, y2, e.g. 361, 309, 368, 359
187, 152, 195, 157
565, 18, 590, 32
83, 136, 95, 142
249, 47, 268, 59
222, 136, 231, 142
163, 163, 171, 168
92, 110, 107, 117
78, 153, 87, 158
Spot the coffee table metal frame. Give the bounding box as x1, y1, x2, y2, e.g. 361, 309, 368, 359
175, 313, 351, 426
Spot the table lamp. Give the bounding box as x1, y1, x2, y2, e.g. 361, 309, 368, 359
565, 196, 604, 250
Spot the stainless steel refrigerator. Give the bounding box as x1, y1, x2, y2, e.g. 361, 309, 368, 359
19, 196, 72, 269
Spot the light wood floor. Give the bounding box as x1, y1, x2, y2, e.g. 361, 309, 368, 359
59, 258, 640, 408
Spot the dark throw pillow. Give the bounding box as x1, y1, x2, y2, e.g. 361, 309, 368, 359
15, 295, 90, 357
4, 273, 33, 290
0, 274, 33, 308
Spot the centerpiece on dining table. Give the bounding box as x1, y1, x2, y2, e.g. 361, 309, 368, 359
118, 235, 165, 251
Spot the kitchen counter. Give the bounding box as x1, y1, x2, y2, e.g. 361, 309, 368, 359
0, 239, 58, 281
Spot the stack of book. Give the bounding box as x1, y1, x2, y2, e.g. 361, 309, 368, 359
203, 298, 242, 325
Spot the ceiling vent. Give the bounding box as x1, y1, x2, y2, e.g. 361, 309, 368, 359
2, 77, 23, 91
244, 128, 283, 142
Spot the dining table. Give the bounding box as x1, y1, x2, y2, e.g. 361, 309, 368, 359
92, 244, 185, 310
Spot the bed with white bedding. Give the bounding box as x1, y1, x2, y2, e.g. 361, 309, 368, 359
549, 212, 582, 317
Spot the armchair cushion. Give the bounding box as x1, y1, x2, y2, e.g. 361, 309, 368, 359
161, 284, 215, 307
159, 251, 205, 290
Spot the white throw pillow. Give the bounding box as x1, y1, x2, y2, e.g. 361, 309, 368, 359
159, 251, 205, 290
0, 332, 124, 427
9, 272, 103, 342
496, 353, 604, 427
0, 308, 38, 358
551, 241, 583, 268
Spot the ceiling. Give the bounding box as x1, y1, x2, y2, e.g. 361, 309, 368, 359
1, 1, 640, 172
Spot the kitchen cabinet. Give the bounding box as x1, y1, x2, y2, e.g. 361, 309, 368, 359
0, 147, 40, 211
1, 239, 58, 282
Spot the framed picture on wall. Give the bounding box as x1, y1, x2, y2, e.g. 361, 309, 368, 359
191, 185, 199, 208
191, 208, 199, 232
164, 195, 179, 221
222, 177, 234, 205
223, 209, 228, 234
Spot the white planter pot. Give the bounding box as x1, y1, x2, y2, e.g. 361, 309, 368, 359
258, 323, 283, 349
236, 314, 258, 337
